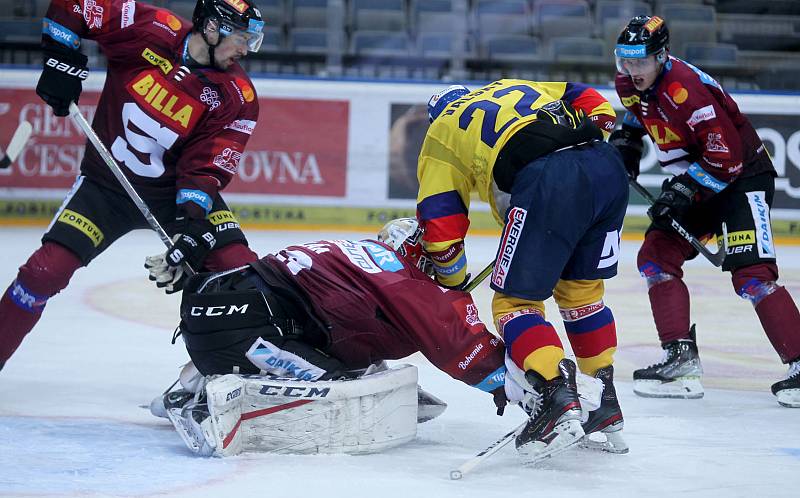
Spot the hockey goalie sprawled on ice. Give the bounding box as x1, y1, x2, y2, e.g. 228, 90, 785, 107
148, 218, 512, 457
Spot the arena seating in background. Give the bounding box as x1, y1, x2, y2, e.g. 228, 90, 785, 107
0, 0, 799, 91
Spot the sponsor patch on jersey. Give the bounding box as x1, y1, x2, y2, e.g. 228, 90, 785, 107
58, 208, 104, 246
211, 142, 244, 174
224, 119, 256, 135
645, 120, 684, 146
42, 18, 81, 49
83, 0, 105, 30
200, 86, 220, 110
705, 129, 730, 154
686, 104, 716, 130
644, 16, 664, 33
333, 240, 383, 274
473, 366, 506, 393
223, 0, 249, 14
235, 78, 255, 102
209, 210, 238, 225
746, 191, 776, 258
176, 189, 212, 213
621, 95, 640, 107
141, 48, 173, 75
121, 0, 135, 28
153, 9, 181, 35
723, 230, 756, 248
128, 70, 203, 134
361, 241, 404, 272
667, 82, 688, 104
492, 207, 526, 289
688, 163, 728, 193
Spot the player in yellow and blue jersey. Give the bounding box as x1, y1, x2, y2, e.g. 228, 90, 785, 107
416, 80, 628, 463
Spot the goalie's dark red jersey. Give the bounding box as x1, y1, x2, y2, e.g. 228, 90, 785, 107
44, 0, 258, 209
263, 239, 507, 393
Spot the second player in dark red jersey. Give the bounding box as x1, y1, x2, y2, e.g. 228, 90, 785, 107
611, 15, 800, 407
0, 0, 266, 370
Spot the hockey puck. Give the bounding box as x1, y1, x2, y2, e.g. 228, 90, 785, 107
449, 470, 462, 480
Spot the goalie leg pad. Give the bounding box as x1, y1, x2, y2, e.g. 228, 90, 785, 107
198, 364, 419, 456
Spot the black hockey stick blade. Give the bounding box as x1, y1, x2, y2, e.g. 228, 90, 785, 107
0, 121, 33, 169
629, 178, 726, 267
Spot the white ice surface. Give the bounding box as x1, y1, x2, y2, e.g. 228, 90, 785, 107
0, 227, 798, 498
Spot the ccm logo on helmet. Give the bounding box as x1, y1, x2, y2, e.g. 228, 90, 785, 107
45, 58, 89, 80
190, 304, 249, 316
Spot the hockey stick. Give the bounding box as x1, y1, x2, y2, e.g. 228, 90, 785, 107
629, 178, 727, 267
0, 120, 33, 169
449, 420, 526, 480
463, 260, 495, 293
68, 102, 195, 275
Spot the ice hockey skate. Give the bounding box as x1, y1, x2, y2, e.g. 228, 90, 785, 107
515, 359, 585, 464
580, 365, 628, 454
633, 325, 704, 399
771, 360, 800, 408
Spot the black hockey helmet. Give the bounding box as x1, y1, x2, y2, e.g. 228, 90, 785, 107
192, 0, 264, 52
615, 15, 669, 59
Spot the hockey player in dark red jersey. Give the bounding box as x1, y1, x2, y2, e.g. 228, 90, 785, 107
611, 15, 800, 407
0, 0, 266, 369
173, 218, 509, 405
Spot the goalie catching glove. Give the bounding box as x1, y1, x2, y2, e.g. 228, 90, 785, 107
145, 215, 217, 294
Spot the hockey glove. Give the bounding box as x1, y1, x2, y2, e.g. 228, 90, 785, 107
609, 126, 645, 180
492, 386, 509, 416
145, 217, 217, 294
648, 174, 698, 227
36, 45, 88, 117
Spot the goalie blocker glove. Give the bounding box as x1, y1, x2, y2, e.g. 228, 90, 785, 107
36, 45, 88, 117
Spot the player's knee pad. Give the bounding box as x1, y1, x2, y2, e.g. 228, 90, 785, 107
553, 279, 604, 309
10, 242, 82, 313
492, 293, 563, 380
637, 230, 690, 288
732, 263, 780, 307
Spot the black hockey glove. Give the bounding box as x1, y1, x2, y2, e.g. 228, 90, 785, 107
36, 45, 88, 117
648, 174, 699, 227
609, 126, 645, 180
492, 386, 509, 416
145, 216, 216, 294
166, 216, 217, 272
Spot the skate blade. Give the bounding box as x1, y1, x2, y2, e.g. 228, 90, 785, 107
580, 425, 629, 454
518, 419, 585, 465
776, 388, 800, 408
633, 377, 704, 399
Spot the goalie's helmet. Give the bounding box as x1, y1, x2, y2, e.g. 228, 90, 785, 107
193, 0, 265, 52
615, 15, 669, 59
377, 218, 433, 276
427, 85, 470, 123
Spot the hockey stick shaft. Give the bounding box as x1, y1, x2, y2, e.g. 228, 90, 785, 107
463, 260, 495, 293
0, 120, 33, 169
629, 178, 726, 267
68, 102, 195, 275
450, 421, 526, 480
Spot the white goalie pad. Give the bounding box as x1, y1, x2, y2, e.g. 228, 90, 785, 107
174, 364, 419, 457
